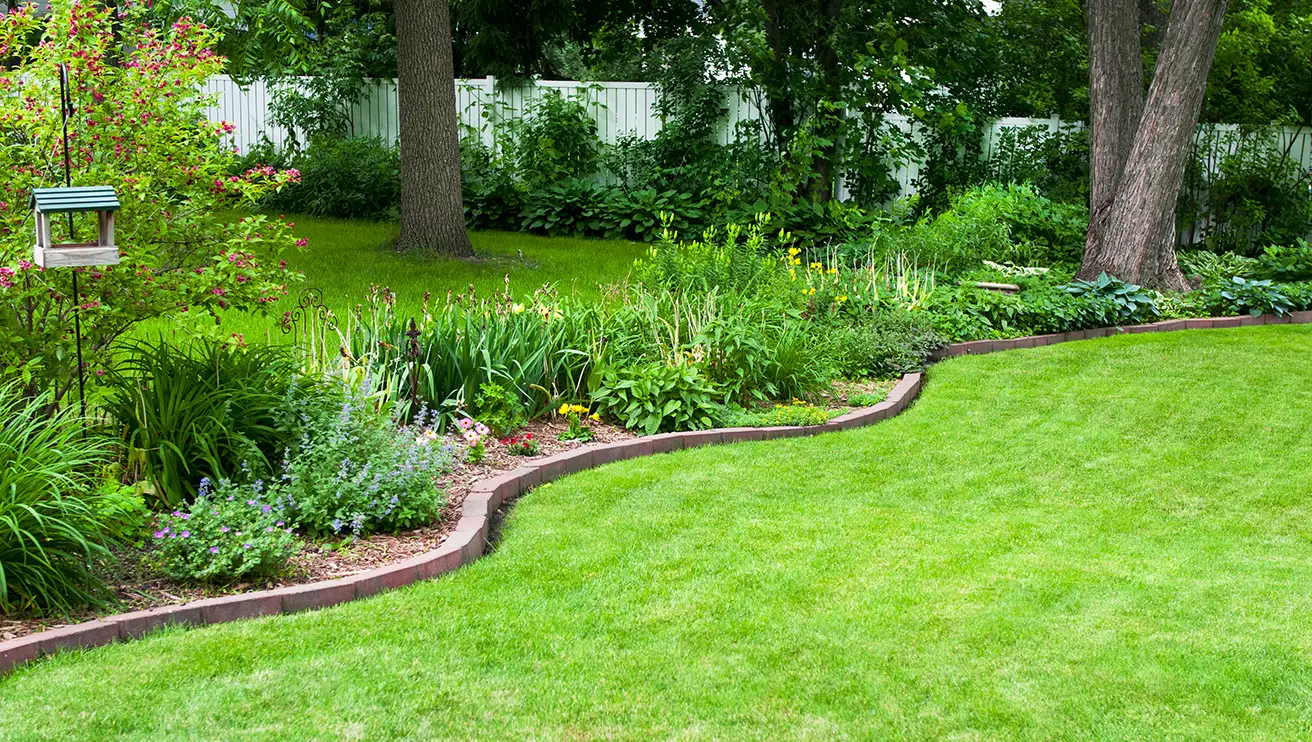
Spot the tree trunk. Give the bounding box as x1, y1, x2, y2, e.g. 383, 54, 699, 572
1082, 0, 1228, 290
805, 0, 843, 203
394, 0, 473, 256
1083, 0, 1143, 268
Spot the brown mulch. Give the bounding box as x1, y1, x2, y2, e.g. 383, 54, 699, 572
2, 384, 897, 641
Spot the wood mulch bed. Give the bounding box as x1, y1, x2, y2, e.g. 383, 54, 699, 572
2, 381, 895, 641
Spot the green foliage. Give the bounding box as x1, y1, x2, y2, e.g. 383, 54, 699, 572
519, 179, 614, 237
1179, 126, 1312, 256
256, 136, 400, 220
826, 311, 946, 379
1178, 250, 1262, 283
988, 125, 1090, 205
149, 478, 300, 583
107, 340, 310, 510
514, 91, 602, 187
590, 361, 719, 435
342, 286, 591, 423
1204, 276, 1293, 317
873, 183, 1087, 273
1256, 240, 1312, 282
720, 400, 833, 428
847, 389, 890, 407
0, 5, 300, 404
474, 382, 528, 437
1063, 273, 1159, 322
284, 388, 454, 538
0, 386, 119, 615
634, 219, 792, 298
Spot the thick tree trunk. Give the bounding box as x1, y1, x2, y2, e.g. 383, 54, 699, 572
805, 0, 843, 203
394, 0, 473, 256
1081, 0, 1227, 290
1083, 0, 1143, 268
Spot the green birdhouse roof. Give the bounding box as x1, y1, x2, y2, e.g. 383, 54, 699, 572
30, 186, 120, 214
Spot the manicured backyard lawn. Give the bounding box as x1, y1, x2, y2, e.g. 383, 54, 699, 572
5, 326, 1312, 739
200, 216, 646, 343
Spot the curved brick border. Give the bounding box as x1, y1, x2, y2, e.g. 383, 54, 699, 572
3, 310, 1310, 675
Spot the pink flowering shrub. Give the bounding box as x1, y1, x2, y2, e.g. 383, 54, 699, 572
0, 2, 302, 403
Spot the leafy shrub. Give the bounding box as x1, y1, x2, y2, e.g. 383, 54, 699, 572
1180, 126, 1312, 256
1178, 250, 1261, 283
150, 478, 300, 582
826, 311, 947, 379
262, 136, 400, 219
1256, 240, 1312, 282
1063, 273, 1159, 322
606, 189, 706, 242
721, 400, 833, 428
473, 381, 528, 437
513, 91, 600, 187
590, 361, 719, 435
107, 340, 310, 509
0, 386, 121, 614
874, 184, 1087, 274
1203, 276, 1293, 317
0, 5, 300, 403
285, 386, 454, 538
989, 126, 1090, 205
519, 179, 615, 237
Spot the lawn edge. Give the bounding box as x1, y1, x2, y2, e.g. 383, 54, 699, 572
3, 311, 1310, 675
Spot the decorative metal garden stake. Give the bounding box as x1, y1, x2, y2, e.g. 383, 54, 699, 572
29, 64, 122, 418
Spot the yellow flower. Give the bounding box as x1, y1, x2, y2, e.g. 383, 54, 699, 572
788, 247, 801, 257
789, 268, 797, 280
810, 262, 823, 270
836, 295, 848, 303
791, 257, 801, 265
570, 404, 587, 414
827, 267, 838, 275
558, 403, 569, 415
804, 287, 816, 296
590, 413, 600, 421
511, 303, 525, 314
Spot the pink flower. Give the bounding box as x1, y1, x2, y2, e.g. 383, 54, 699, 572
295, 238, 308, 248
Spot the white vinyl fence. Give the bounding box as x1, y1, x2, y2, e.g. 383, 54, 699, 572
203, 75, 1312, 203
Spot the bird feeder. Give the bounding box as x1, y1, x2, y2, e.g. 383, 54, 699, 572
31, 185, 121, 268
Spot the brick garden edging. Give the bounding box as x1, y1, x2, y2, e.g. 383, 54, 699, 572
3, 310, 1310, 675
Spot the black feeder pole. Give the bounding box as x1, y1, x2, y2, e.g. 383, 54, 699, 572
58, 63, 87, 420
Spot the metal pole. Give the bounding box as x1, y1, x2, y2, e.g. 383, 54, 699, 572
58, 63, 86, 419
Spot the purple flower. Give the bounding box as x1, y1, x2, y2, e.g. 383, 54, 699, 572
209, 546, 219, 554
172, 510, 182, 517
220, 526, 230, 533
153, 531, 165, 539
181, 513, 191, 520
275, 521, 284, 527
246, 499, 257, 506
265, 526, 274, 532
180, 531, 190, 538
243, 543, 252, 549
262, 505, 271, 513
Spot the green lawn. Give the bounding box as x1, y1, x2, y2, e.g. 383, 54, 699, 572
5, 327, 1312, 739
191, 216, 645, 343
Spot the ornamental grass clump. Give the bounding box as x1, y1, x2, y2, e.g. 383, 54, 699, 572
150, 478, 299, 583
0, 386, 125, 614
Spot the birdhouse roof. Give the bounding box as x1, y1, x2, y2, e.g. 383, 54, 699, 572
30, 186, 120, 214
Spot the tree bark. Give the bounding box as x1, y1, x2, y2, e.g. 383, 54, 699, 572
1081, 0, 1228, 290
1083, 0, 1143, 268
394, 0, 473, 256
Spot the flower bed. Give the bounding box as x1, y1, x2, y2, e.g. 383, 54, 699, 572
5, 311, 1308, 674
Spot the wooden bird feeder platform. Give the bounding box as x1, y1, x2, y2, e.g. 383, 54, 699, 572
31, 185, 121, 268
